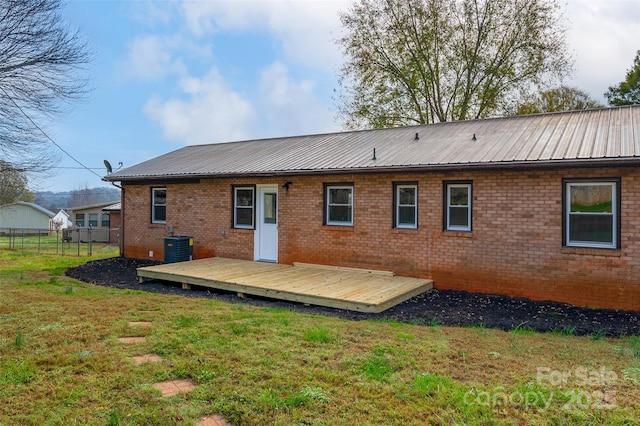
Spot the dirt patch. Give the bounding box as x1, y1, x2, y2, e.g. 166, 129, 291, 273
66, 257, 640, 337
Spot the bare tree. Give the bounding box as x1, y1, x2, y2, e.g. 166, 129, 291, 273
337, 0, 573, 128
0, 0, 91, 173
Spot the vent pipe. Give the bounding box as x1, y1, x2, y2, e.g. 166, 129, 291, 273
415, 132, 419, 140
372, 148, 377, 161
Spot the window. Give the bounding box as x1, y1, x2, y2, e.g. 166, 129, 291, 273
75, 213, 85, 227
88, 213, 98, 227
394, 183, 418, 229
233, 186, 255, 229
101, 212, 110, 228
263, 193, 277, 224
563, 179, 619, 249
152, 188, 166, 224
445, 182, 472, 231
325, 184, 354, 226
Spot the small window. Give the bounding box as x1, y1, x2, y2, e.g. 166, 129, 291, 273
445, 182, 472, 231
75, 213, 85, 227
325, 184, 354, 226
263, 193, 277, 224
233, 186, 255, 229
88, 213, 98, 227
152, 188, 166, 224
394, 183, 418, 229
101, 212, 110, 228
564, 179, 619, 249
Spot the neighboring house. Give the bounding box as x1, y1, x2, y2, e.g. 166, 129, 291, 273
0, 202, 55, 233
67, 201, 121, 244
104, 105, 640, 311
51, 209, 73, 231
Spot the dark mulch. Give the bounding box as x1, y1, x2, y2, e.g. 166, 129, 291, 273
65, 257, 640, 337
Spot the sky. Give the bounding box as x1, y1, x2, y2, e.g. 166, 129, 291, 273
33, 0, 640, 192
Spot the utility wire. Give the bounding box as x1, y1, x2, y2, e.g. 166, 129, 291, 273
0, 86, 103, 180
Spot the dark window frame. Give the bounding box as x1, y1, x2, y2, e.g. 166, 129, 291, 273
393, 181, 418, 229
151, 187, 167, 224
75, 213, 85, 227
562, 177, 621, 249
443, 180, 473, 232
323, 182, 354, 227
232, 184, 256, 229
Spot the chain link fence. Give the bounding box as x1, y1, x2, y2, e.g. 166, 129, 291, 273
0, 227, 119, 256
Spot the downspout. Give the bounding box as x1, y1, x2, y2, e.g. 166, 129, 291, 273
119, 184, 125, 257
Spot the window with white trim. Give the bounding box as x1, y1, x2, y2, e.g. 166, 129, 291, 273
152, 188, 166, 224
564, 179, 619, 249
325, 184, 353, 226
445, 182, 472, 231
394, 183, 417, 229
88, 213, 98, 227
233, 186, 255, 229
101, 212, 110, 228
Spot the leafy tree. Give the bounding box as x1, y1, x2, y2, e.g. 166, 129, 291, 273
337, 0, 572, 128
605, 50, 640, 106
0, 0, 91, 173
0, 160, 33, 205
514, 86, 603, 115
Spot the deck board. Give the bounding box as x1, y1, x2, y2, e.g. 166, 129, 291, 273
137, 257, 432, 313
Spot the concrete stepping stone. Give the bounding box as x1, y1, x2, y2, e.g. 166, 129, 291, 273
118, 336, 146, 344
198, 415, 230, 426
152, 378, 196, 397
130, 354, 162, 364
128, 321, 153, 327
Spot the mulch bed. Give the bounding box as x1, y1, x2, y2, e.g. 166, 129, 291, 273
65, 257, 640, 337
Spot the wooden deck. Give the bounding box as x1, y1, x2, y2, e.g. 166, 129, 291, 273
137, 257, 433, 313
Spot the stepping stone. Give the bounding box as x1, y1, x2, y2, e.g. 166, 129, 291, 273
152, 379, 196, 397
128, 321, 153, 327
130, 354, 162, 365
198, 415, 230, 426
118, 337, 146, 344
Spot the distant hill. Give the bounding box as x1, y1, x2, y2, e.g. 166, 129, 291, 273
33, 187, 121, 211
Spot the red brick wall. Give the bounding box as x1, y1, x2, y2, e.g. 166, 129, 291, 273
122, 166, 640, 311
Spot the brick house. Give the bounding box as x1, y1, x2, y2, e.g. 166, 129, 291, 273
105, 106, 640, 311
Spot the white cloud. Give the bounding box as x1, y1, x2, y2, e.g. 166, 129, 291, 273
564, 0, 640, 101
144, 68, 255, 145
180, 0, 351, 70
257, 61, 337, 136
123, 35, 188, 81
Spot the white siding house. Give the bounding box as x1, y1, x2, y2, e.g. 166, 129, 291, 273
0, 202, 55, 231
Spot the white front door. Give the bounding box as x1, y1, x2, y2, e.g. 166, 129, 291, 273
255, 185, 278, 262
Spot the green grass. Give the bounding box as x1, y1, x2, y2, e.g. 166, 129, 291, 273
1, 250, 640, 425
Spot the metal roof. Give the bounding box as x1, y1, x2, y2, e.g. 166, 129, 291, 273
0, 202, 55, 217
105, 105, 640, 182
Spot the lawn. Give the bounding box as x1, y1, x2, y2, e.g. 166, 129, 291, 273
1, 251, 639, 425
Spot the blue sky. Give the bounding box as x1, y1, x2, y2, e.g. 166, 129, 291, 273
37, 0, 640, 192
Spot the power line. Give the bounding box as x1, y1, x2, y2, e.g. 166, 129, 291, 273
0, 86, 103, 180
